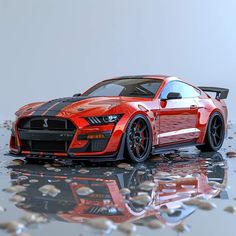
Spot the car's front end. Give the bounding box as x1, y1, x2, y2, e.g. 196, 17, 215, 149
10, 97, 146, 161
9, 98, 132, 161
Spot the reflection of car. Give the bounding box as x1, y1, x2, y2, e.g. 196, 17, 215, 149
9, 76, 229, 162
9, 152, 227, 226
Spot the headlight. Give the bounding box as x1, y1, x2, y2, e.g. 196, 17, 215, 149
86, 114, 122, 125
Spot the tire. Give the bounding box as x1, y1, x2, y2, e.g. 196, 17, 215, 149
196, 112, 225, 152
125, 115, 152, 163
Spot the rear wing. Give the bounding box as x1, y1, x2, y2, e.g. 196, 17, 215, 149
198, 86, 229, 100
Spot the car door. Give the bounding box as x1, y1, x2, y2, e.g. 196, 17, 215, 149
158, 81, 200, 145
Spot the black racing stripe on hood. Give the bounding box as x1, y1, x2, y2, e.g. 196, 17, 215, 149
43, 96, 92, 116
32, 98, 65, 116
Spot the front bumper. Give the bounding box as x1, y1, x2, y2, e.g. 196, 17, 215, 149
9, 132, 126, 162
9, 116, 126, 162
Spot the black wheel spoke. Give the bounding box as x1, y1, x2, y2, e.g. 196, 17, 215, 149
135, 146, 141, 157
140, 144, 145, 151
212, 135, 218, 146
136, 119, 141, 130
140, 125, 147, 133
215, 133, 220, 139
213, 117, 217, 128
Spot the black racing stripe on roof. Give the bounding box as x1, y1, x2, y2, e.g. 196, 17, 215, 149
43, 96, 92, 116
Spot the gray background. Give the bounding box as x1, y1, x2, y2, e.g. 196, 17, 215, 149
0, 0, 235, 122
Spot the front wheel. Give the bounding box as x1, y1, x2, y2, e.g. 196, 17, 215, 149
125, 115, 152, 163
196, 112, 225, 152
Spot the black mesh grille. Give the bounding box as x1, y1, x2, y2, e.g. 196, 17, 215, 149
91, 140, 108, 152
19, 117, 75, 131
18, 117, 76, 153
73, 139, 109, 153
21, 140, 72, 152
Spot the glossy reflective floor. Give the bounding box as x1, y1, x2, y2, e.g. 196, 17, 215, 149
0, 122, 236, 236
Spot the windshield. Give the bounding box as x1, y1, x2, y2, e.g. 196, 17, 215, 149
83, 78, 163, 98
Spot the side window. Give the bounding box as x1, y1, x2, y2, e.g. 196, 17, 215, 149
179, 83, 200, 98
161, 81, 200, 99
160, 81, 180, 99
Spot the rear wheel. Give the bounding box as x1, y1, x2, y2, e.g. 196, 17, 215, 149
196, 112, 225, 152
125, 115, 152, 163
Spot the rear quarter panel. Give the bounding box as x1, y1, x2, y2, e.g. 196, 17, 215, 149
195, 96, 228, 143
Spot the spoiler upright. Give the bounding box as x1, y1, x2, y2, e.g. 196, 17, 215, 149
198, 86, 229, 100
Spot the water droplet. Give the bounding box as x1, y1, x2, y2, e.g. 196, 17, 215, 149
10, 159, 25, 166
18, 176, 29, 181
226, 152, 236, 158
46, 167, 56, 171
184, 198, 216, 210
29, 179, 39, 183
130, 194, 151, 206
173, 223, 190, 233
104, 171, 113, 176
139, 181, 155, 191
3, 185, 26, 194
12, 233, 32, 236
0, 221, 25, 233
118, 222, 136, 235
117, 163, 129, 168
147, 220, 164, 229
224, 206, 236, 213
76, 186, 94, 196
38, 184, 61, 197
9, 195, 25, 203
65, 179, 72, 183
137, 171, 146, 175
21, 213, 48, 224
87, 217, 116, 232
78, 168, 89, 174
120, 188, 131, 196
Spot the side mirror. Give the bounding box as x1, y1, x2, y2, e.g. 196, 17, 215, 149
161, 92, 182, 101
73, 93, 81, 97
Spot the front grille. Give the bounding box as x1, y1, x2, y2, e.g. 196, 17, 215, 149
19, 117, 75, 131
18, 117, 76, 153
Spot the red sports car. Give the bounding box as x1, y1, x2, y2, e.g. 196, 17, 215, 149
9, 75, 229, 162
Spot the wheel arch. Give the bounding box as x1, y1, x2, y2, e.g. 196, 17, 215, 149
199, 108, 225, 144
123, 112, 153, 162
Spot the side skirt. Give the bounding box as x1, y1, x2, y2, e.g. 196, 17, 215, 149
151, 141, 197, 155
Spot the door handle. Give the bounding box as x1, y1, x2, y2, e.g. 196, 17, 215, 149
190, 105, 197, 109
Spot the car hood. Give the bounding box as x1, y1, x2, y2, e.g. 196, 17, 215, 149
17, 96, 148, 118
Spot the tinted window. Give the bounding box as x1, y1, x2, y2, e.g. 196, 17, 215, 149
87, 84, 124, 97
161, 81, 200, 99
83, 78, 163, 98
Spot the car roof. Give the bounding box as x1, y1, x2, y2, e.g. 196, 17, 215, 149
107, 75, 181, 82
